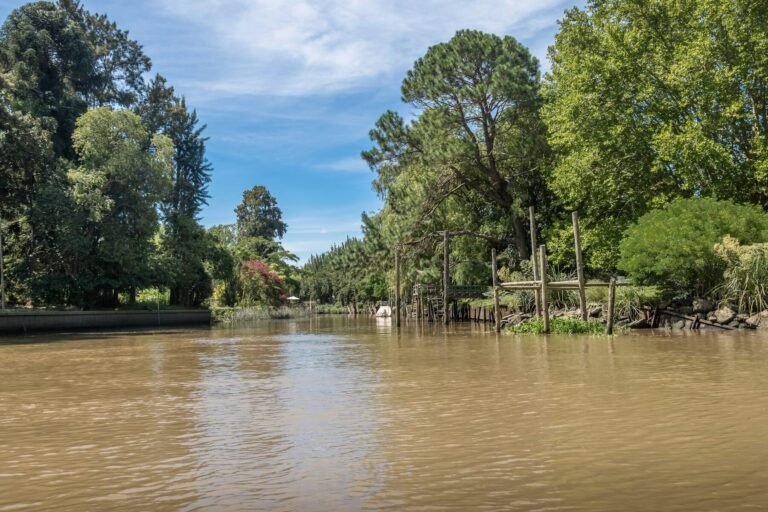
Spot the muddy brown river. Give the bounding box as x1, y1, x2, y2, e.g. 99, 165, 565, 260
1, 317, 767, 511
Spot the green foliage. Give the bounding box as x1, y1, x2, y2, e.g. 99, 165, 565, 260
714, 236, 768, 313
363, 29, 551, 261
63, 107, 173, 305
300, 231, 389, 306
236, 185, 287, 240
584, 285, 608, 304
618, 198, 768, 298
506, 318, 608, 335
585, 285, 662, 318
205, 188, 299, 310
0, 1, 215, 309
138, 75, 212, 220
135, 288, 169, 306
616, 286, 662, 319
543, 0, 768, 269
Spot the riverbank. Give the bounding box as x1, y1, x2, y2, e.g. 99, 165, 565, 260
0, 309, 211, 335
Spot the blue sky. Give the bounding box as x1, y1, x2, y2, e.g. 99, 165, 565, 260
1, 0, 580, 262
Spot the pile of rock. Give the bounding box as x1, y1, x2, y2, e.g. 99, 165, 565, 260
660, 299, 768, 330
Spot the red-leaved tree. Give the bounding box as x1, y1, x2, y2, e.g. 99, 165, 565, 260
239, 260, 287, 307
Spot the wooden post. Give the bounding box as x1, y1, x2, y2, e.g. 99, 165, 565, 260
395, 249, 401, 328
492, 248, 501, 332
0, 228, 4, 310
539, 245, 549, 334
443, 231, 450, 325
607, 277, 617, 335
529, 206, 541, 318
572, 211, 588, 322
417, 290, 422, 321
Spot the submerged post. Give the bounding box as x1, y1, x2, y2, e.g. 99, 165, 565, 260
607, 277, 617, 335
395, 248, 401, 328
443, 231, 450, 325
491, 248, 501, 333
539, 244, 549, 334
529, 206, 541, 318
572, 211, 588, 321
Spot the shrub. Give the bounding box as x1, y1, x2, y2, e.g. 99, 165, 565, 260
714, 236, 768, 313
616, 285, 662, 318
585, 284, 662, 318
585, 284, 608, 303
618, 198, 768, 298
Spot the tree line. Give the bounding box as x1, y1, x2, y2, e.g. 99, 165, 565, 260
1, 1, 298, 309
301, 0, 768, 309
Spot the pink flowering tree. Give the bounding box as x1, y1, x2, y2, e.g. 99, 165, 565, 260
239, 260, 287, 307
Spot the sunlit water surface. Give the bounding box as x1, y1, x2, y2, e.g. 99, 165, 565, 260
1, 317, 768, 511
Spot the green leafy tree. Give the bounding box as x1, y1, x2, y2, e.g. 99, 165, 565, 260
65, 107, 172, 306
544, 0, 768, 270
235, 185, 287, 240
364, 30, 550, 261
136, 75, 213, 305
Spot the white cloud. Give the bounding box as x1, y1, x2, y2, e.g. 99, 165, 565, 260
157, 0, 572, 97
315, 156, 369, 174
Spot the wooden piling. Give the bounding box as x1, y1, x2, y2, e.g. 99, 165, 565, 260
539, 245, 550, 334
607, 277, 616, 335
443, 231, 450, 326
529, 206, 542, 318
395, 249, 401, 328
572, 211, 588, 322
417, 294, 422, 321
492, 248, 501, 333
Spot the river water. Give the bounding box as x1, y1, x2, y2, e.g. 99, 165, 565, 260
1, 317, 767, 511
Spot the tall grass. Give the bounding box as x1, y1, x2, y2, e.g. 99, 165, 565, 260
714, 237, 768, 313
586, 284, 661, 318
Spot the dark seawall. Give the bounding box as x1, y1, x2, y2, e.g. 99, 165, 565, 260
0, 309, 211, 335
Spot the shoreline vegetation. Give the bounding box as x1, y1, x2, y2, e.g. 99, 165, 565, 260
3, 1, 768, 336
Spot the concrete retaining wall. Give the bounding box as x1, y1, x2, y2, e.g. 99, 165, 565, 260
0, 309, 211, 335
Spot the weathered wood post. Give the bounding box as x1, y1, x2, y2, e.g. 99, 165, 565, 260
395, 248, 401, 328
572, 211, 588, 321
539, 244, 550, 334
492, 248, 501, 333
607, 277, 617, 335
529, 206, 541, 318
443, 231, 450, 325
417, 286, 422, 321
0, 227, 4, 310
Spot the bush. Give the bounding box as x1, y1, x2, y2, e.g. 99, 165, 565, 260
585, 284, 662, 318
616, 285, 662, 318
714, 236, 768, 313
618, 198, 768, 298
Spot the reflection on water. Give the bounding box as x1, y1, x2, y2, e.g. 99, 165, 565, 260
1, 318, 768, 511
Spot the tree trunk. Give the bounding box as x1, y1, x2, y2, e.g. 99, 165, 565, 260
512, 214, 530, 260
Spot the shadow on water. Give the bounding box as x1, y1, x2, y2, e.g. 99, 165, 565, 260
0, 325, 215, 345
